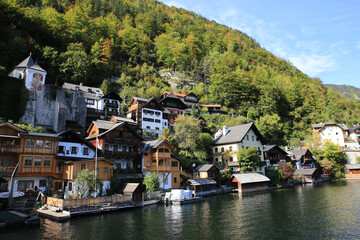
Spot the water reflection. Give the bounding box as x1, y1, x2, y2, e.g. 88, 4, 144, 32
3, 182, 360, 240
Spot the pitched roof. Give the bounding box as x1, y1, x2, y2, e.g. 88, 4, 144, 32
62, 82, 103, 99
111, 116, 136, 124
143, 139, 174, 153
57, 129, 96, 150
213, 123, 265, 145
19, 132, 60, 138
0, 122, 26, 133
293, 168, 317, 175
93, 120, 115, 130
163, 91, 186, 98
187, 178, 217, 186
232, 173, 270, 184
263, 145, 277, 152
195, 164, 219, 172
86, 122, 144, 141
15, 55, 46, 72
200, 104, 222, 108
349, 125, 360, 133
345, 164, 360, 170
123, 183, 139, 193
142, 97, 164, 111
102, 91, 123, 101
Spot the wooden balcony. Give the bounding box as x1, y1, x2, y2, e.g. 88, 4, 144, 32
0, 145, 20, 154
0, 166, 16, 177
105, 102, 119, 108
154, 152, 171, 159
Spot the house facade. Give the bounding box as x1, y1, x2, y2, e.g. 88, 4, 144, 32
287, 149, 316, 169
212, 123, 266, 173
163, 91, 199, 112
142, 140, 180, 189
127, 97, 168, 138
348, 124, 360, 150
159, 93, 187, 127
86, 121, 144, 173
0, 122, 61, 193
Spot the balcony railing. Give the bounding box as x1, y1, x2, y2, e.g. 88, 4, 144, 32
0, 145, 20, 154
0, 166, 16, 173
104, 102, 119, 108
155, 152, 171, 159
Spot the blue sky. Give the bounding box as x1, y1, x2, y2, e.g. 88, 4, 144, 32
161, 0, 360, 88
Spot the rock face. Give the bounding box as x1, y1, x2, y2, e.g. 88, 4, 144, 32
20, 85, 87, 133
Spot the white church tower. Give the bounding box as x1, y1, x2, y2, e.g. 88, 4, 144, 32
8, 54, 47, 91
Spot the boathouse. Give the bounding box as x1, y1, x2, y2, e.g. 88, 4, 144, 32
293, 168, 321, 183
231, 173, 270, 193
345, 164, 360, 179
187, 178, 217, 197
122, 183, 142, 205
194, 164, 220, 185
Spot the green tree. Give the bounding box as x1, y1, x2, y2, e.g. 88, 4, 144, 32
318, 141, 347, 178
143, 171, 160, 192
100, 79, 110, 95
237, 146, 260, 172
173, 115, 201, 158
75, 169, 101, 198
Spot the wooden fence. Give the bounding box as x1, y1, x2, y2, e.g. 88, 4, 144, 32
47, 195, 132, 210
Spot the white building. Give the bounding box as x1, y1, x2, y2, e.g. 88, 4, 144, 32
62, 83, 122, 116
8, 54, 47, 91
311, 120, 357, 149
348, 124, 360, 150
127, 97, 168, 138
212, 123, 266, 173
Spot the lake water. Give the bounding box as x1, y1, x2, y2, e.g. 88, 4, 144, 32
2, 181, 360, 240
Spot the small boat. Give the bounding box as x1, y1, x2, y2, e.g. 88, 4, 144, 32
0, 191, 25, 198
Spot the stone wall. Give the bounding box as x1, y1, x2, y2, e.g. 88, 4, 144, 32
19, 85, 87, 134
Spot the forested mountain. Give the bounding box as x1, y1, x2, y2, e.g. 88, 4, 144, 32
1, 0, 360, 145
326, 84, 360, 100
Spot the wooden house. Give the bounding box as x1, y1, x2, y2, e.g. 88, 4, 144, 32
200, 104, 223, 114
55, 129, 114, 196
187, 178, 217, 197
143, 140, 180, 189
122, 183, 142, 205
0, 122, 61, 193
231, 173, 270, 193
159, 93, 187, 127
86, 120, 144, 174
345, 164, 360, 179
194, 164, 220, 185
293, 168, 321, 183
287, 149, 316, 169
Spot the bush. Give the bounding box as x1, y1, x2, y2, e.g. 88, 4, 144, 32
143, 172, 160, 192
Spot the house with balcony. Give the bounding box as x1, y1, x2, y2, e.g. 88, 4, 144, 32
287, 149, 316, 169
142, 139, 180, 189
200, 104, 223, 114
0, 122, 61, 193
127, 97, 168, 138
163, 91, 199, 113
263, 145, 291, 171
55, 129, 114, 196
86, 120, 144, 175
159, 93, 187, 127
212, 123, 266, 173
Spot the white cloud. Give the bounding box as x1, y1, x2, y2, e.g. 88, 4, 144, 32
289, 54, 336, 76
356, 42, 360, 49
162, 0, 186, 9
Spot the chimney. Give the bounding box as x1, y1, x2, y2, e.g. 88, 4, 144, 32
223, 126, 228, 136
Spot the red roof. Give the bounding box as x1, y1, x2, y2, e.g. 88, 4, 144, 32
163, 91, 186, 98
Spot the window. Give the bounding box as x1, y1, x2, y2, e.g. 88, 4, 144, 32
146, 126, 151, 129
83, 147, 89, 155
146, 161, 150, 167
155, 119, 161, 123
36, 140, 43, 148
165, 160, 169, 166
215, 148, 218, 153
252, 136, 254, 141
56, 162, 62, 173
174, 177, 177, 183
159, 160, 163, 166
155, 127, 160, 130
246, 135, 249, 140
221, 147, 224, 152
34, 158, 42, 167
81, 163, 86, 170
71, 146, 78, 154
229, 146, 233, 151
24, 158, 32, 167
171, 161, 178, 167
68, 182, 73, 191
18, 180, 34, 191
105, 167, 108, 174
39, 180, 47, 188
26, 139, 34, 147
43, 159, 51, 167
45, 140, 52, 148
1, 158, 12, 167
164, 149, 170, 152
58, 146, 65, 153
86, 99, 95, 105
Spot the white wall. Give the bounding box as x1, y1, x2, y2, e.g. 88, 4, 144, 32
57, 141, 96, 159
5, 176, 49, 193
142, 108, 167, 137
320, 126, 346, 147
